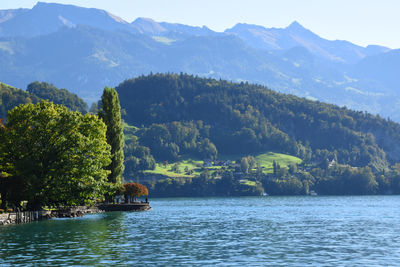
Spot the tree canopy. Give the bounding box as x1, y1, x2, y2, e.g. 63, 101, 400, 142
0, 101, 113, 210
123, 182, 149, 197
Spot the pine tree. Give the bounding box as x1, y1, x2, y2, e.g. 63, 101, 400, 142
99, 87, 124, 184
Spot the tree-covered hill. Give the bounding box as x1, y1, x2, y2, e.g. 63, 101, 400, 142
0, 82, 39, 119
117, 73, 400, 172
0, 81, 88, 119
27, 81, 88, 113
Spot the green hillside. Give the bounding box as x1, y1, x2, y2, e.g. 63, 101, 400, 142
0, 82, 39, 119
114, 74, 400, 197
0, 81, 88, 119
117, 73, 400, 172
255, 152, 302, 172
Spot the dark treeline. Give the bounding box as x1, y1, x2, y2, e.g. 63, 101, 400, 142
117, 73, 400, 173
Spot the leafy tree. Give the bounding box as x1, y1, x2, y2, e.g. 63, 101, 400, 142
171, 163, 180, 173
240, 157, 250, 174
140, 124, 180, 161
99, 87, 125, 185
124, 135, 155, 177
123, 182, 149, 203
198, 138, 218, 159
216, 171, 237, 196
1, 101, 112, 209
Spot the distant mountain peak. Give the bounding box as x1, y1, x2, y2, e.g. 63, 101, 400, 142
131, 17, 166, 34
134, 17, 157, 23
33, 1, 72, 9
32, 1, 127, 23
228, 22, 265, 31
33, 1, 47, 7
286, 21, 306, 31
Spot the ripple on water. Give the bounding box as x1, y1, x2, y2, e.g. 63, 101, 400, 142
1, 196, 400, 266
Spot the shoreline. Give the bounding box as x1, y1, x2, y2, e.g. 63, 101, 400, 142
0, 203, 151, 226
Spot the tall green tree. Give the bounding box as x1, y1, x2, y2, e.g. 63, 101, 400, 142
99, 87, 125, 184
1, 101, 112, 209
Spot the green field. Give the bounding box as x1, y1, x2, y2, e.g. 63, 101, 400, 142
239, 179, 257, 186
144, 158, 222, 178
144, 152, 302, 178
255, 152, 302, 173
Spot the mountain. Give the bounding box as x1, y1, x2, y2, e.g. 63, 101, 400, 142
131, 17, 214, 36
0, 2, 135, 38
131, 17, 167, 35
352, 49, 400, 92
225, 21, 389, 64
0, 2, 399, 121
0, 25, 165, 101
0, 8, 28, 23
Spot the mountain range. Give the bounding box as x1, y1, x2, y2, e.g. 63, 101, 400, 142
0, 2, 399, 120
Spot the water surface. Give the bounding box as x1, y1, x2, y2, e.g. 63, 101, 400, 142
1, 196, 400, 266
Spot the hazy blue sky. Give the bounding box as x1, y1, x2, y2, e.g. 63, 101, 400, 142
1, 0, 399, 48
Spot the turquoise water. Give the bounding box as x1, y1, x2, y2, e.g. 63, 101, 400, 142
1, 196, 400, 266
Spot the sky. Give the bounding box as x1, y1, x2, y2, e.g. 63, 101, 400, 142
1, 0, 400, 48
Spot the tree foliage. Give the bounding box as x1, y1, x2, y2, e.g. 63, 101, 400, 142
99, 87, 125, 184
124, 134, 155, 177
0, 101, 112, 209
123, 182, 149, 198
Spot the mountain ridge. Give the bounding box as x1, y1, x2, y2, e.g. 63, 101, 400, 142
0, 2, 399, 121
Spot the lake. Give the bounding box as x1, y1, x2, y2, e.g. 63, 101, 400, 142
1, 196, 400, 266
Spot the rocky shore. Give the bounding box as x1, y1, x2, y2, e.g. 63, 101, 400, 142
0, 204, 150, 226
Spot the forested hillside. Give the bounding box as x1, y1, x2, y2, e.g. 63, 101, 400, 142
117, 73, 400, 173
0, 81, 88, 119
0, 82, 39, 119
3, 74, 400, 196
27, 81, 88, 113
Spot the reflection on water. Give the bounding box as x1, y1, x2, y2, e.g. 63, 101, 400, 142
1, 196, 400, 265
